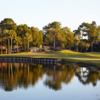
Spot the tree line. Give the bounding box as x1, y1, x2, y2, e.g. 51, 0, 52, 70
0, 18, 100, 53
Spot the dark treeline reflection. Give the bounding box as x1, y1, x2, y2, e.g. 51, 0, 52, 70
0, 62, 100, 91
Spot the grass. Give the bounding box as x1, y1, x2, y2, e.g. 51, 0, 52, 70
0, 50, 100, 65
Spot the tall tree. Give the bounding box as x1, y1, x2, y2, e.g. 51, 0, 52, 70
31, 27, 43, 47
43, 22, 74, 49
0, 18, 17, 53
17, 24, 32, 51
74, 21, 98, 52
43, 21, 62, 49
61, 27, 74, 49
25, 29, 33, 51
14, 36, 21, 52
0, 18, 16, 30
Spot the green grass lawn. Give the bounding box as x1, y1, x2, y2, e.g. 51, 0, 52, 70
0, 50, 100, 66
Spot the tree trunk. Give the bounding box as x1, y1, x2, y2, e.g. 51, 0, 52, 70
53, 36, 56, 50
1, 41, 3, 54
76, 44, 78, 52
0, 49, 2, 54
11, 38, 12, 53
8, 38, 10, 54
17, 42, 19, 52
27, 41, 29, 51
91, 42, 93, 52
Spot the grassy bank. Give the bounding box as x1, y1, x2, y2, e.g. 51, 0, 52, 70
0, 50, 100, 65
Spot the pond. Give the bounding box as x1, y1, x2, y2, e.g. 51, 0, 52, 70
0, 62, 100, 100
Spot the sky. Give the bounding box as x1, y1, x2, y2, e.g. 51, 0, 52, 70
0, 0, 100, 30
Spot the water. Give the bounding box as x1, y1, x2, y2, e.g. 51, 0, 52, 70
0, 62, 100, 100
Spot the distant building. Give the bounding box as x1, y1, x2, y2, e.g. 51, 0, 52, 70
29, 47, 42, 52
0, 45, 7, 54
80, 31, 88, 40
74, 28, 89, 41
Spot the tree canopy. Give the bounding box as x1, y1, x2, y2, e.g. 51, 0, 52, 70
0, 18, 100, 53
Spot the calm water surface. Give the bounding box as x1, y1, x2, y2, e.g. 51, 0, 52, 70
0, 62, 100, 100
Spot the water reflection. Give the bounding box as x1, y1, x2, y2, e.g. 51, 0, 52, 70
76, 66, 100, 86
44, 64, 75, 90
0, 62, 100, 91
0, 63, 44, 91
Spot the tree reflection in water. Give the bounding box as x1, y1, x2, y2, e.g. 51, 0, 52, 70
0, 63, 44, 91
0, 62, 100, 91
75, 65, 100, 86
44, 64, 75, 90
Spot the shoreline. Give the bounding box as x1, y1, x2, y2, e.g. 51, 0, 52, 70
0, 51, 100, 66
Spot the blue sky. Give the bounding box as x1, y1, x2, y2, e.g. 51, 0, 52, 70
0, 0, 100, 30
